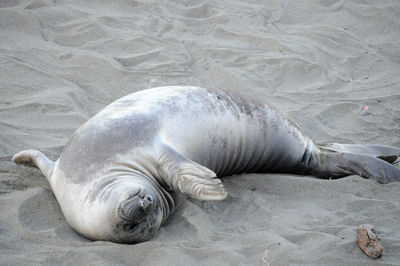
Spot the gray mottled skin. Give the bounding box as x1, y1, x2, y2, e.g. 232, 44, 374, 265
12, 86, 400, 243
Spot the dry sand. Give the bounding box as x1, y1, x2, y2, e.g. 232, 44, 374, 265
1, 0, 400, 265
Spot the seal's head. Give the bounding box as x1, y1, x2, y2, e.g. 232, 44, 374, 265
114, 185, 164, 243
71, 177, 170, 243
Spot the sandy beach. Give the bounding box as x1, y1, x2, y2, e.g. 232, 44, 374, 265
1, 0, 400, 265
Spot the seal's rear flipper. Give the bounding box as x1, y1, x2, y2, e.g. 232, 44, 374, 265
318, 143, 400, 164
309, 152, 400, 184
12, 150, 55, 180
157, 145, 227, 201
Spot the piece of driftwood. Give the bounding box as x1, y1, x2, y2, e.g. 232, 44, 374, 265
356, 224, 383, 259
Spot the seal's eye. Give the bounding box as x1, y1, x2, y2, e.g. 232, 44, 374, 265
123, 223, 138, 232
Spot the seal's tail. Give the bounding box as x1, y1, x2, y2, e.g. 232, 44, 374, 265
12, 150, 55, 180
304, 143, 400, 184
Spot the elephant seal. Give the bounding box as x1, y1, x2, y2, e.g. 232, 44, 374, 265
12, 86, 400, 243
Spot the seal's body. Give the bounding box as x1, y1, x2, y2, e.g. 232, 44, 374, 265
13, 86, 400, 243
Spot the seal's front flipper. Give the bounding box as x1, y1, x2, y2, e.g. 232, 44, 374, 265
157, 145, 227, 201
12, 150, 55, 180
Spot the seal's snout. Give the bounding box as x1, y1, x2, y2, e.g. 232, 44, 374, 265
119, 192, 157, 222
139, 195, 153, 211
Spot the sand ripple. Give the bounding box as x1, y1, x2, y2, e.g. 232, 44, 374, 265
1, 0, 400, 265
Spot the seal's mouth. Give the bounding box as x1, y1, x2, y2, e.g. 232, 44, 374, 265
120, 208, 159, 233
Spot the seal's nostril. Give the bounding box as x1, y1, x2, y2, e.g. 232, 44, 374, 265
139, 199, 146, 209
146, 195, 153, 203
139, 195, 153, 211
